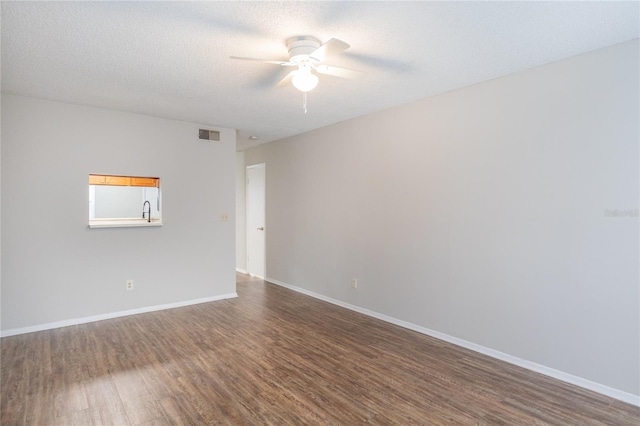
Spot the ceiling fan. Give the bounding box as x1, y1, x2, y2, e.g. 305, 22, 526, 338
231, 36, 364, 112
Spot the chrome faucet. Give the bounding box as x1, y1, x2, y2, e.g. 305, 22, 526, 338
142, 200, 151, 223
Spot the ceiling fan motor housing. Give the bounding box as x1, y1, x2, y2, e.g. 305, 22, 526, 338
286, 36, 321, 65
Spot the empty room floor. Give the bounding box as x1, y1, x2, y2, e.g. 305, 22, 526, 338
1, 273, 639, 425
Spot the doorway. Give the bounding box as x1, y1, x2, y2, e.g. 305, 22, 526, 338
246, 163, 265, 278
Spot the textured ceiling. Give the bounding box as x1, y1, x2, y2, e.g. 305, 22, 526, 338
2, 1, 638, 151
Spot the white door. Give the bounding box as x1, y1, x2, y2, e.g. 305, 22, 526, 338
246, 164, 266, 278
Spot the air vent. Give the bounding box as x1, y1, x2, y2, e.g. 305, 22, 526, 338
199, 129, 221, 141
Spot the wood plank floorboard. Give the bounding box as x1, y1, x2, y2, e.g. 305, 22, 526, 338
2, 273, 639, 425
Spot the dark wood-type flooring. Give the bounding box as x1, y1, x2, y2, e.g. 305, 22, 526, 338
2, 273, 639, 425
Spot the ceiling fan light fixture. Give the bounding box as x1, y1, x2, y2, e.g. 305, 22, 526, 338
232, 36, 361, 97
292, 69, 318, 92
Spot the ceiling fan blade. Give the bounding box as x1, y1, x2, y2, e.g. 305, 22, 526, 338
309, 38, 350, 63
315, 64, 365, 80
230, 56, 292, 66
275, 70, 296, 88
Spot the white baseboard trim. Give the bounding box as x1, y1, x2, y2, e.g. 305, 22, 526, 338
236, 268, 265, 280
265, 276, 640, 407
0, 293, 238, 338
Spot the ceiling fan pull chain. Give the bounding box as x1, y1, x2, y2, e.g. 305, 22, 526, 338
303, 92, 308, 114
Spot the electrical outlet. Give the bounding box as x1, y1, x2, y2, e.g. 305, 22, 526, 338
221, 213, 229, 222
126, 279, 134, 291
351, 278, 358, 289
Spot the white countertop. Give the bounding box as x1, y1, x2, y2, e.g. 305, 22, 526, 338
88, 218, 163, 228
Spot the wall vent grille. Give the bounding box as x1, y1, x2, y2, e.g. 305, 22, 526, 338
199, 129, 221, 141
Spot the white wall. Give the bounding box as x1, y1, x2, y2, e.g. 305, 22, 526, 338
245, 40, 639, 397
236, 151, 246, 271
1, 94, 237, 332
93, 185, 150, 218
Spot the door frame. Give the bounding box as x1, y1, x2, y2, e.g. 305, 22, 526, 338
246, 163, 266, 278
